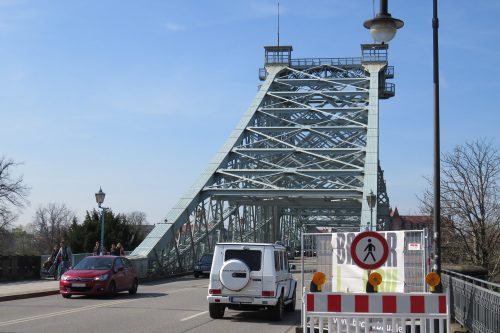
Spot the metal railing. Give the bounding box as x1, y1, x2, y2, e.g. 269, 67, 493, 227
290, 57, 362, 68
383, 82, 395, 95
385, 66, 394, 78
0, 256, 40, 281
361, 46, 388, 63
442, 269, 500, 333
258, 68, 267, 81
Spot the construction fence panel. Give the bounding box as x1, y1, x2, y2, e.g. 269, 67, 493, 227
300, 231, 429, 295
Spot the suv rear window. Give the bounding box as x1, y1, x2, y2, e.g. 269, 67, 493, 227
224, 249, 262, 271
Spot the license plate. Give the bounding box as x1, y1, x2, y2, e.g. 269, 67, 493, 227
72, 283, 86, 287
231, 296, 252, 303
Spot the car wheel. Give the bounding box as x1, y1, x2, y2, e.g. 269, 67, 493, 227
128, 279, 138, 295
194, 272, 200, 278
107, 281, 116, 298
284, 288, 296, 312
62, 294, 71, 299
269, 294, 284, 321
209, 303, 225, 319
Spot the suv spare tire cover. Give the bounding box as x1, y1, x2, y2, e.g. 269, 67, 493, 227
220, 259, 251, 291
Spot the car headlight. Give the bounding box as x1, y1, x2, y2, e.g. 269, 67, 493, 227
60, 274, 69, 281
94, 274, 109, 281
195, 266, 200, 270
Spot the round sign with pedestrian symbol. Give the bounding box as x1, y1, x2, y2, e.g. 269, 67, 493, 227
350, 231, 389, 270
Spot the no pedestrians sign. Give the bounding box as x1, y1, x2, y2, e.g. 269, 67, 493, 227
350, 231, 389, 270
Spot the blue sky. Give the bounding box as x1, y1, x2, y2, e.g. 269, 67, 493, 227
1, 0, 498, 226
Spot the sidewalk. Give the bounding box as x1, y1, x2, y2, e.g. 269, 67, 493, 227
0, 279, 60, 302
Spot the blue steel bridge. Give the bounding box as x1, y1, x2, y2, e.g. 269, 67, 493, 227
131, 44, 394, 277
126, 43, 500, 333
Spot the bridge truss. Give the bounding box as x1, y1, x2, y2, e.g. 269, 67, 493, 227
131, 44, 394, 277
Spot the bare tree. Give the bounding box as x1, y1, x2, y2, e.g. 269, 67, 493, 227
419, 139, 500, 279
125, 211, 147, 226
0, 157, 30, 232
30, 203, 76, 252
123, 211, 148, 246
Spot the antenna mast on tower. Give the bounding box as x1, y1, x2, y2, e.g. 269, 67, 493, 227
277, 1, 280, 46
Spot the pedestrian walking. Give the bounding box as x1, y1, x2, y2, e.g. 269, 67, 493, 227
93, 241, 100, 256
110, 243, 119, 256
56, 240, 73, 280
43, 246, 58, 270
116, 242, 125, 256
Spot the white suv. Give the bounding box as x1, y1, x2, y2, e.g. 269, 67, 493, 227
207, 242, 297, 321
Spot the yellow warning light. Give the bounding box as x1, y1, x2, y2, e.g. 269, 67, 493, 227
426, 272, 441, 287
312, 271, 327, 286
368, 272, 382, 286
311, 271, 327, 292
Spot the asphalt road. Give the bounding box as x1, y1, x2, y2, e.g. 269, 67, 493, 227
0, 276, 301, 333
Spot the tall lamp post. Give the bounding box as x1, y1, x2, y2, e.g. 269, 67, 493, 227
431, 0, 442, 285
366, 190, 377, 231
95, 187, 107, 255
364, 0, 442, 280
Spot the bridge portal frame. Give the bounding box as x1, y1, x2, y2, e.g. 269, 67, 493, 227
130, 44, 394, 278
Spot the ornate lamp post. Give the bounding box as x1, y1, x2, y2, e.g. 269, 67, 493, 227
363, 0, 404, 44
95, 187, 107, 255
364, 0, 442, 281
366, 191, 377, 230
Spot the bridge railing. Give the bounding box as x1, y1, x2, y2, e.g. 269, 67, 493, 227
442, 269, 500, 333
290, 57, 362, 68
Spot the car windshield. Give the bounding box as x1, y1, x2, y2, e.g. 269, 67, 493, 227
200, 254, 213, 264
74, 257, 113, 270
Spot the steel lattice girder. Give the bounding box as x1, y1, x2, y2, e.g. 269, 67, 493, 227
130, 49, 393, 277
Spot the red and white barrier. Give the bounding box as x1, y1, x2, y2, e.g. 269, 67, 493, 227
306, 293, 447, 314
302, 289, 450, 333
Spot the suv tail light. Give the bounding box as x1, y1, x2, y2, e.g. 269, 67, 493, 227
209, 289, 221, 295
261, 291, 274, 297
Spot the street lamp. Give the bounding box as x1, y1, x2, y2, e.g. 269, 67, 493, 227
363, 0, 404, 44
431, 0, 442, 287
364, 0, 442, 281
366, 190, 377, 230
95, 187, 107, 255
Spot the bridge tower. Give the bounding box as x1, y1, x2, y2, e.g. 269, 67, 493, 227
131, 44, 395, 277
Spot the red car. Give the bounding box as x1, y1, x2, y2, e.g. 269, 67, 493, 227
59, 255, 138, 298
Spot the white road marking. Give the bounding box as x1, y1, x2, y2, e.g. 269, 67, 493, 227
0, 298, 140, 327
180, 311, 209, 321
